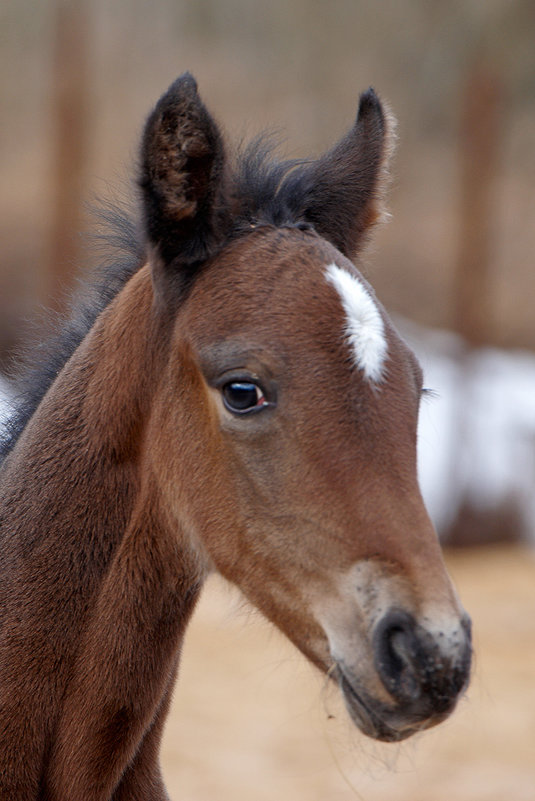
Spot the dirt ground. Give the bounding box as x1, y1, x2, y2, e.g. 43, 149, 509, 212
160, 545, 535, 801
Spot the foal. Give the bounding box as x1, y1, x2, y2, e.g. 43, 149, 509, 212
0, 74, 471, 800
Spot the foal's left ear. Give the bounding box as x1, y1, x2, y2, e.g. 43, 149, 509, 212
287, 89, 394, 259
139, 73, 227, 284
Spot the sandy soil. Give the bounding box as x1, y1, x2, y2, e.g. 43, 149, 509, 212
161, 546, 535, 801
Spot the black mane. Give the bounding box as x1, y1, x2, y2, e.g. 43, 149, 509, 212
0, 138, 324, 465
230, 135, 312, 231
0, 208, 144, 464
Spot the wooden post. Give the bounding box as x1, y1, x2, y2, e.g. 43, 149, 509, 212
444, 64, 517, 546
47, 1, 91, 314
454, 62, 501, 345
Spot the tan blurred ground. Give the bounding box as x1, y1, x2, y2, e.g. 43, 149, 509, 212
161, 546, 535, 801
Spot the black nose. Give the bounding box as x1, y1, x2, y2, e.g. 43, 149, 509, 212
373, 610, 471, 715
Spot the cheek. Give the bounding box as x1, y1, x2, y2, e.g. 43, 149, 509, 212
147, 380, 237, 532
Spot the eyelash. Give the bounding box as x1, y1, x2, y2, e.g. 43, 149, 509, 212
421, 387, 438, 401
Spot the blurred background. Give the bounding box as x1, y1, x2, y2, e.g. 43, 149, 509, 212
1, 1, 534, 798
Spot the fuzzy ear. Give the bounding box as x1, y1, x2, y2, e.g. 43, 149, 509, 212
139, 73, 228, 277
285, 89, 394, 258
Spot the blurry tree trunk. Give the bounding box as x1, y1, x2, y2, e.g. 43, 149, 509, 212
47, 0, 91, 315
454, 63, 502, 345
444, 64, 515, 547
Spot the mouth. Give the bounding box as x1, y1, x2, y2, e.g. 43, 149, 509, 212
336, 665, 434, 743
329, 606, 472, 743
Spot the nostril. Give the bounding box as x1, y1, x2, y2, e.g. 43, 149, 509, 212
374, 611, 421, 702
374, 609, 473, 715
383, 628, 406, 675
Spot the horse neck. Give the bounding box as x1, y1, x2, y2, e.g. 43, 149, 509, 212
0, 266, 207, 799
0, 264, 203, 619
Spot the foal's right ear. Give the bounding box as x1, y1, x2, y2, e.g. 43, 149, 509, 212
139, 73, 227, 285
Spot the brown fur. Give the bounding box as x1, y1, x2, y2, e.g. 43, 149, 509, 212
0, 75, 470, 799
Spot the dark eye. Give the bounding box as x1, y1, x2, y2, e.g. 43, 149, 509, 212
222, 381, 268, 415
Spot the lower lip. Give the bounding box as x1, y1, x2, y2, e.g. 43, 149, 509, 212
338, 672, 421, 743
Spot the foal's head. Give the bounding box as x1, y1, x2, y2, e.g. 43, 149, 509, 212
140, 74, 470, 743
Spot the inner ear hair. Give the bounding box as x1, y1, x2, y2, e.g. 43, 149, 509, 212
139, 73, 229, 271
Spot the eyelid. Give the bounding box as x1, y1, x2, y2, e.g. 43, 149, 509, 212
211, 369, 261, 389
213, 369, 275, 398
